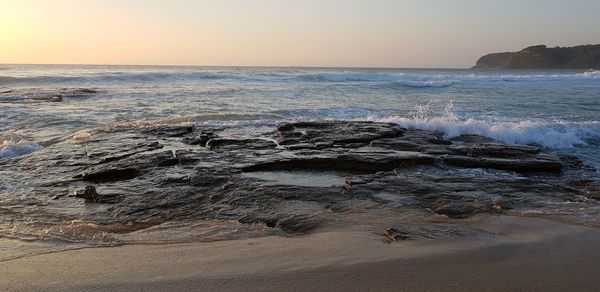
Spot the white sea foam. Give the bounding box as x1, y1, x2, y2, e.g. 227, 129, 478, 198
0, 134, 43, 158
581, 70, 600, 78
372, 101, 600, 149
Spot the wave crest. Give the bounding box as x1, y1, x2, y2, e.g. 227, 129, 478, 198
373, 101, 600, 149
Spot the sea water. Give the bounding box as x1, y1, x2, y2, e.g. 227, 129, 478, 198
1, 65, 600, 259
1, 65, 599, 166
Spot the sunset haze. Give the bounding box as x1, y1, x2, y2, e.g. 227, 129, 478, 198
1, 0, 599, 67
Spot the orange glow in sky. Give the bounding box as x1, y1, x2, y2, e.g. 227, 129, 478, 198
1, 0, 599, 67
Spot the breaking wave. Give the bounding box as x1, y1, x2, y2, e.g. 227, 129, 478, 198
373, 101, 600, 149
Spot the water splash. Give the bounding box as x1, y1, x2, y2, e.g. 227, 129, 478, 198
375, 100, 600, 149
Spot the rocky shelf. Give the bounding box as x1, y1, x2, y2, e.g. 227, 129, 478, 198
1, 121, 599, 242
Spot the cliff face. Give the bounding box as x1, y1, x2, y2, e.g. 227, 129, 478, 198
474, 45, 600, 69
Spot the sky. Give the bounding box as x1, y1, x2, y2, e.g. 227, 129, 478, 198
1, 0, 599, 68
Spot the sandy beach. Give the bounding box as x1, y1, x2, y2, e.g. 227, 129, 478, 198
2, 215, 600, 291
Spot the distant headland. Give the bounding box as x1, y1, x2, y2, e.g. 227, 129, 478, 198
474, 45, 600, 69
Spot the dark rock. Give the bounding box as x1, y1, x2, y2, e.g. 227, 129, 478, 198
0, 87, 97, 103
80, 168, 140, 182
141, 150, 178, 167
5, 120, 599, 243
78, 151, 177, 182
242, 151, 435, 173
344, 177, 368, 187
72, 88, 98, 94
175, 149, 202, 164
183, 133, 215, 146
142, 125, 193, 137
72, 186, 120, 203
474, 44, 600, 69
96, 142, 164, 163
585, 183, 600, 200
493, 201, 512, 211
292, 121, 339, 129
315, 141, 334, 148
51, 192, 66, 200
567, 179, 595, 188
449, 143, 541, 158
560, 155, 597, 172
371, 139, 421, 151
189, 172, 229, 187
333, 132, 384, 144
206, 138, 277, 150
278, 138, 302, 145
73, 186, 99, 202
277, 122, 295, 132
285, 143, 317, 150
384, 228, 411, 241
428, 138, 452, 145
442, 155, 562, 173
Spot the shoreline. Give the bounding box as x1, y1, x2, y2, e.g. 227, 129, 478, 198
3, 215, 600, 291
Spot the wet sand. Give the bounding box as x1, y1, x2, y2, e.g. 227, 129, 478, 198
2, 215, 600, 292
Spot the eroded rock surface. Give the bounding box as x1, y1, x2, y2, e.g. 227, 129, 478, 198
1, 121, 598, 244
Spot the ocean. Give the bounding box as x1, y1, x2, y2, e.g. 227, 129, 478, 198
2, 65, 600, 165
1, 64, 600, 259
